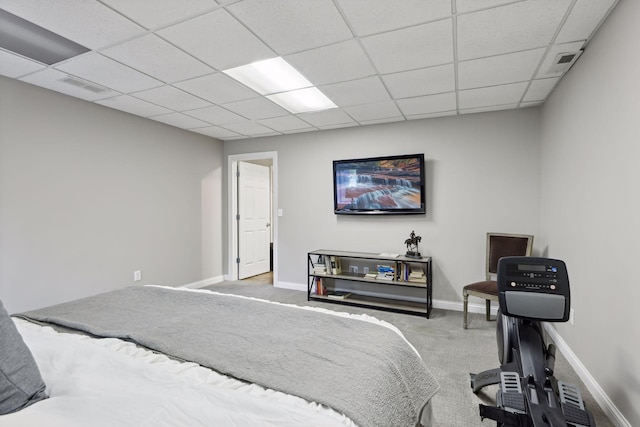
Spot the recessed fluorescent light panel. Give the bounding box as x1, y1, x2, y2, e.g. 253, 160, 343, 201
0, 9, 89, 65
223, 57, 337, 114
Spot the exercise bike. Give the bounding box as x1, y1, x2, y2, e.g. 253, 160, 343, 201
470, 257, 596, 426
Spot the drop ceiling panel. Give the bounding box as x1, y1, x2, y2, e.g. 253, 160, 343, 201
457, 0, 572, 60
54, 53, 163, 94
193, 126, 241, 139
96, 95, 173, 117
184, 105, 246, 125
19, 68, 117, 101
535, 41, 585, 78
297, 109, 356, 127
455, 0, 518, 14
0, 0, 144, 49
174, 73, 258, 104
522, 78, 560, 103
458, 82, 528, 110
0, 49, 45, 78
258, 115, 314, 132
1, 0, 619, 140
361, 19, 453, 74
101, 34, 213, 83
336, 0, 451, 36
132, 85, 211, 111
343, 100, 402, 122
458, 48, 546, 90
100, 0, 219, 30
150, 112, 210, 129
320, 76, 390, 107
396, 92, 457, 116
556, 0, 617, 43
158, 9, 274, 70
285, 40, 376, 86
222, 120, 280, 137
223, 97, 289, 120
382, 64, 455, 99
228, 0, 352, 55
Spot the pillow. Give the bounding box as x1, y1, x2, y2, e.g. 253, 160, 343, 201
0, 300, 48, 414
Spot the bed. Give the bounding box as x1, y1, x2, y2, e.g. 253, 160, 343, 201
1, 285, 439, 426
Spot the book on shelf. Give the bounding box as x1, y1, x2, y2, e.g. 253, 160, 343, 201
315, 277, 325, 295
326, 291, 351, 300
329, 256, 342, 275
376, 272, 395, 281
313, 263, 327, 275
364, 272, 378, 279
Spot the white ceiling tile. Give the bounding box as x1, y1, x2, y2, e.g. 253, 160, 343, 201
222, 120, 281, 136
0, 0, 144, 49
320, 77, 390, 107
158, 9, 274, 70
149, 112, 210, 129
361, 19, 453, 74
55, 53, 163, 93
184, 105, 246, 125
258, 116, 314, 132
457, 0, 573, 60
556, 0, 617, 44
535, 41, 585, 78
100, 0, 219, 30
458, 82, 528, 109
460, 104, 518, 114
297, 109, 356, 127
520, 101, 543, 108
95, 94, 173, 117
382, 64, 455, 99
228, 0, 352, 55
223, 98, 289, 120
318, 122, 359, 131
192, 126, 241, 140
458, 48, 546, 89
0, 49, 45, 78
19, 68, 118, 101
359, 116, 405, 126
343, 101, 403, 122
396, 92, 457, 116
405, 110, 456, 120
522, 78, 560, 102
456, 0, 517, 14
336, 0, 451, 36
174, 73, 258, 104
285, 40, 376, 86
101, 34, 213, 83
132, 85, 211, 110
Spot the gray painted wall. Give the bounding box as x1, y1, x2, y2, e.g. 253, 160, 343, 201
539, 0, 639, 424
0, 76, 224, 313
224, 108, 542, 305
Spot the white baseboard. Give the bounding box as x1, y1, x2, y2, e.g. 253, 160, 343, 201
274, 281, 306, 292
180, 275, 225, 289
544, 324, 631, 427
433, 298, 499, 316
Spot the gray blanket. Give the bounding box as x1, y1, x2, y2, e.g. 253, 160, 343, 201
17, 286, 439, 427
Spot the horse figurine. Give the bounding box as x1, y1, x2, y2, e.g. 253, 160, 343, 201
405, 231, 422, 259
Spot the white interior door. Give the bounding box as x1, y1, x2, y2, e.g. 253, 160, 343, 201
238, 161, 271, 279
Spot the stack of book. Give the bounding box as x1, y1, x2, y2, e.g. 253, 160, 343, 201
376, 265, 395, 280
408, 267, 426, 283
313, 263, 327, 275
326, 291, 351, 300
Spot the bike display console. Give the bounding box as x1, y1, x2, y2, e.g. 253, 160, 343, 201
471, 257, 596, 427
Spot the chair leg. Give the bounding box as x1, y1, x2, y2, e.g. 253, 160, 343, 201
463, 292, 469, 329
485, 299, 491, 321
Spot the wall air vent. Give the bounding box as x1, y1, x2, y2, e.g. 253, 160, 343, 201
59, 76, 110, 94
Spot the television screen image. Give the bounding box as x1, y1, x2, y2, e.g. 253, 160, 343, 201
333, 154, 425, 215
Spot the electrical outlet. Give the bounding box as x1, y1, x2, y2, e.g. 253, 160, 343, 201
569, 308, 575, 325
134, 270, 142, 282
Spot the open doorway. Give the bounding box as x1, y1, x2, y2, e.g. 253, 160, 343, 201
227, 152, 277, 285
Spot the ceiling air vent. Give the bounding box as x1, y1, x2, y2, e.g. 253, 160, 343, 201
59, 76, 110, 94
547, 50, 583, 74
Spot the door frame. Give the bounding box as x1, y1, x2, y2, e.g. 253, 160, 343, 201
227, 151, 278, 283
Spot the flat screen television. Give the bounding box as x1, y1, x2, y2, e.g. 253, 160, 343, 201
333, 153, 426, 215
